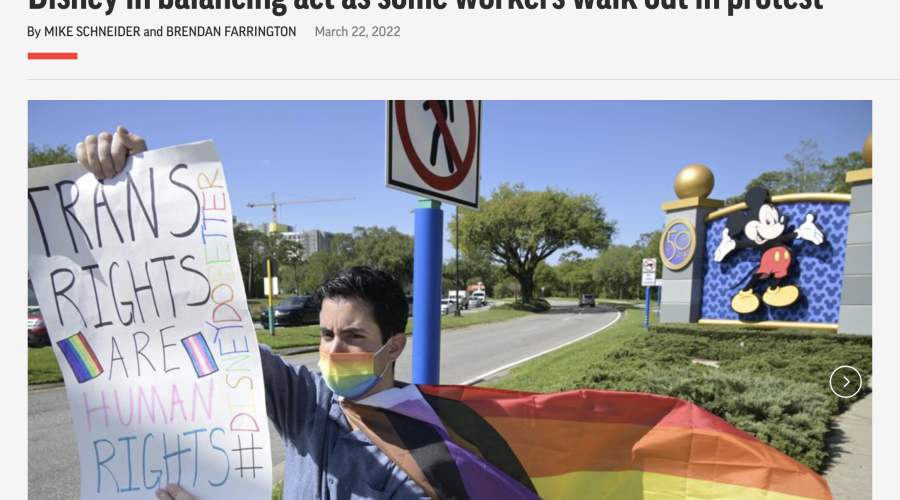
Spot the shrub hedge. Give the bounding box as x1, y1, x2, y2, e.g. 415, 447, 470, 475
558, 322, 872, 471
494, 298, 552, 313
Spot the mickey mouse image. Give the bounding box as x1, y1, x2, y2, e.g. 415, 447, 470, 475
714, 187, 825, 314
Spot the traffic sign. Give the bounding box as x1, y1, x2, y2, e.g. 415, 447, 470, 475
642, 258, 657, 273
264, 277, 279, 296
386, 100, 482, 209
642, 272, 657, 287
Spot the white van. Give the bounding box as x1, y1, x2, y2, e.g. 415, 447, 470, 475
448, 290, 468, 310
469, 290, 487, 307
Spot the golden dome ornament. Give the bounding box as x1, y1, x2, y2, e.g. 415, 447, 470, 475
863, 133, 872, 167
674, 164, 715, 199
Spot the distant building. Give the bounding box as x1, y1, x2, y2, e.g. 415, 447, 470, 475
282, 230, 335, 259
257, 222, 295, 234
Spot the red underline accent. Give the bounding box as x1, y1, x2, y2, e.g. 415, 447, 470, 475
28, 53, 78, 60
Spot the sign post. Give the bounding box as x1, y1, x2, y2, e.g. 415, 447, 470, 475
412, 197, 443, 384
656, 279, 662, 316
267, 256, 277, 336
642, 258, 658, 329
386, 100, 482, 384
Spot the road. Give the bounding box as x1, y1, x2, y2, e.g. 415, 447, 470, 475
253, 301, 497, 330
27, 301, 619, 499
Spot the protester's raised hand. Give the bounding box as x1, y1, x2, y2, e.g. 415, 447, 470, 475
76, 126, 147, 180
154, 483, 198, 500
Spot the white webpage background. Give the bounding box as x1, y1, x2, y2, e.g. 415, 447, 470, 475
2, 1, 898, 497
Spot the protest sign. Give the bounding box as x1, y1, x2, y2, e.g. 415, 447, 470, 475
27, 141, 272, 499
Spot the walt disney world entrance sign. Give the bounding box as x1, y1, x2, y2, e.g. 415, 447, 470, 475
657, 134, 873, 335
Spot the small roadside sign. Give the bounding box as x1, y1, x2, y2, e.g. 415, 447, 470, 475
642, 258, 657, 273
386, 100, 482, 209
264, 277, 279, 296
642, 272, 656, 287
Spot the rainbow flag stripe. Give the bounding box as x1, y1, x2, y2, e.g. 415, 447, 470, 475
342, 385, 833, 500
182, 333, 218, 378
57, 332, 103, 383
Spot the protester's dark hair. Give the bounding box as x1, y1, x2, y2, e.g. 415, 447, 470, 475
314, 266, 409, 344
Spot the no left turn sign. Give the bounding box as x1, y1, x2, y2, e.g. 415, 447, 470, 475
386, 100, 482, 209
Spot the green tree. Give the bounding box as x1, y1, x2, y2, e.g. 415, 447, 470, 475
442, 251, 492, 294
284, 240, 304, 295
725, 140, 864, 205
233, 220, 266, 298
821, 152, 866, 194
452, 183, 616, 303
533, 261, 559, 298
784, 139, 826, 193
298, 248, 346, 295
635, 230, 662, 260
341, 226, 414, 288
29, 143, 76, 168
555, 251, 595, 297
725, 171, 793, 206
592, 245, 639, 300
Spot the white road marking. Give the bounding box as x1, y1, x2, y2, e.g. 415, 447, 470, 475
459, 309, 623, 386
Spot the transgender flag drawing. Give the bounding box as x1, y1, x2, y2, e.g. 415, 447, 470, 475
57, 332, 103, 384
182, 332, 219, 378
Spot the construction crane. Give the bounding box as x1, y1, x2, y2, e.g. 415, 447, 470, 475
247, 193, 355, 231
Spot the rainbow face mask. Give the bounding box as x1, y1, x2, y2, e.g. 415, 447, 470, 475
318, 342, 391, 400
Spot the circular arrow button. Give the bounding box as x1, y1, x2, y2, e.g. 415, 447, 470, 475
829, 365, 863, 399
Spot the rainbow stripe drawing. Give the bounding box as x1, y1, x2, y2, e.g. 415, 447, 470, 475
182, 332, 219, 378
57, 332, 103, 384
343, 385, 834, 500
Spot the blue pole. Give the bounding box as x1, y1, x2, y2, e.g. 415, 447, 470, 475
412, 198, 443, 385
657, 286, 661, 317
644, 286, 651, 329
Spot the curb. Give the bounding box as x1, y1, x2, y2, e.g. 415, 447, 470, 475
28, 381, 65, 392
276, 345, 320, 356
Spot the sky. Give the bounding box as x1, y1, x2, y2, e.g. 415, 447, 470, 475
28, 100, 872, 263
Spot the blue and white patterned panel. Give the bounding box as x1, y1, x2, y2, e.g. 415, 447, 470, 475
701, 201, 849, 324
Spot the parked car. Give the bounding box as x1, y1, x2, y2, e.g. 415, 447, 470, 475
579, 293, 596, 308
28, 281, 50, 347
259, 296, 319, 327
467, 296, 484, 308
28, 306, 50, 347
440, 299, 458, 316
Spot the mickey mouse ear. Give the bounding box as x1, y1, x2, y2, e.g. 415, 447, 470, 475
745, 187, 770, 207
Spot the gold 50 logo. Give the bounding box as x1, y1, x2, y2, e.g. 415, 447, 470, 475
660, 219, 696, 270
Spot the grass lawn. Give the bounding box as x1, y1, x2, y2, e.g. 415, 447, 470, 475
272, 480, 283, 500
28, 307, 535, 385
487, 309, 872, 472
28, 347, 63, 385
247, 295, 290, 316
